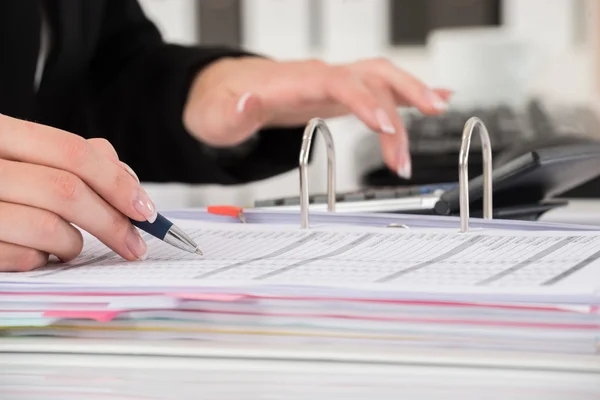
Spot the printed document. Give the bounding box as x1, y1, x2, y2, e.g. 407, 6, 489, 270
1, 221, 599, 294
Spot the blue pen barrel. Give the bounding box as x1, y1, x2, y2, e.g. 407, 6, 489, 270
130, 214, 173, 240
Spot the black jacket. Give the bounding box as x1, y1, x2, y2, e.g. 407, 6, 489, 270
0, 0, 304, 184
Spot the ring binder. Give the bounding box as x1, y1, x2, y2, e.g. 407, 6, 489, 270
299, 118, 336, 228
459, 117, 493, 233
296, 116, 492, 231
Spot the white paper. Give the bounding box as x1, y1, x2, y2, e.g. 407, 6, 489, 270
1, 221, 600, 298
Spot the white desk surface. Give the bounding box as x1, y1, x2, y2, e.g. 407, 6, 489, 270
1, 338, 598, 400
2, 337, 598, 371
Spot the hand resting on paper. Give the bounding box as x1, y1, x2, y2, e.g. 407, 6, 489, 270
0, 114, 151, 272
183, 57, 452, 178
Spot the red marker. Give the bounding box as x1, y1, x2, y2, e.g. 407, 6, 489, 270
207, 206, 247, 223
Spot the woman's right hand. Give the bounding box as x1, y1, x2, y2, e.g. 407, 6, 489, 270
0, 114, 156, 272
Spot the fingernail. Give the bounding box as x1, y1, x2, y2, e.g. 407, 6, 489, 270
439, 88, 454, 97
126, 226, 148, 261
397, 159, 412, 179
133, 188, 157, 223
122, 162, 140, 183
236, 92, 253, 113
397, 150, 412, 179
374, 108, 396, 135
425, 89, 448, 111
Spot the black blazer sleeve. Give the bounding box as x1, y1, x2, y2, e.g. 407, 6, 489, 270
82, 0, 305, 184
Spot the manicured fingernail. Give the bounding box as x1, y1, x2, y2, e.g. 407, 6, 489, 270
425, 89, 448, 111
133, 188, 157, 223
122, 162, 140, 183
439, 89, 454, 97
397, 160, 412, 179
126, 226, 148, 261
397, 149, 412, 179
236, 92, 253, 113
375, 108, 396, 135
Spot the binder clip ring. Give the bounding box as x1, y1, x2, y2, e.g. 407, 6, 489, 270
459, 117, 493, 233
299, 118, 336, 228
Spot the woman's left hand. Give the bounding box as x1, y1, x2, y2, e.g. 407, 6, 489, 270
183, 56, 452, 179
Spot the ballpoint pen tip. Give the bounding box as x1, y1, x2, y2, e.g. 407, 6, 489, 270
195, 247, 203, 256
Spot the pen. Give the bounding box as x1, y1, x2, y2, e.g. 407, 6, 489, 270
130, 214, 203, 256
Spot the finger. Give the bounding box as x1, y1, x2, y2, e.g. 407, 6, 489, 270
310, 88, 452, 116
434, 88, 453, 101
364, 78, 411, 179
0, 201, 84, 263
394, 88, 453, 108
87, 138, 118, 160
324, 67, 398, 135
186, 88, 269, 147
356, 59, 449, 114
0, 241, 48, 272
379, 129, 411, 180
0, 116, 155, 223
228, 90, 269, 145
88, 138, 139, 183
0, 160, 148, 261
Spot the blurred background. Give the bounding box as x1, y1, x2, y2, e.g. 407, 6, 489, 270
138, 0, 600, 209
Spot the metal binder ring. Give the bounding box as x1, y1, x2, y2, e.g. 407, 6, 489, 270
299, 118, 336, 228
459, 117, 493, 233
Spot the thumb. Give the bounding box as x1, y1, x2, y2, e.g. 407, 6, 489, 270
185, 89, 269, 147
201, 91, 268, 147
228, 91, 269, 143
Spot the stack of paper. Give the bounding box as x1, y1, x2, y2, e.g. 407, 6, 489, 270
1, 218, 599, 398
1, 220, 599, 355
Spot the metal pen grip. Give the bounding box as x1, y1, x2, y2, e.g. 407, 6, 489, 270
299, 118, 336, 228
459, 117, 493, 233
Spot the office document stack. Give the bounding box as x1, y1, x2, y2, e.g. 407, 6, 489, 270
1, 215, 599, 398
1, 115, 599, 398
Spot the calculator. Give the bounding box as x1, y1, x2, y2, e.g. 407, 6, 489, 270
253, 183, 458, 213
254, 140, 600, 221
